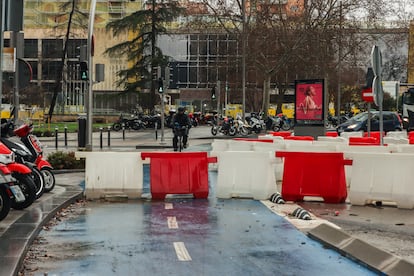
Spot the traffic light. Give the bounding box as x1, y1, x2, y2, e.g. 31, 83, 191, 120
211, 86, 216, 99
80, 61, 88, 80
158, 77, 164, 93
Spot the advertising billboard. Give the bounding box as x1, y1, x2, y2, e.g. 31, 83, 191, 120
295, 79, 324, 124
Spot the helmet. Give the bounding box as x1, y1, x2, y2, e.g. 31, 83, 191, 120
178, 107, 185, 113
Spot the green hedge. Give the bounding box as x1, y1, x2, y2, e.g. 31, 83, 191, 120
47, 151, 85, 170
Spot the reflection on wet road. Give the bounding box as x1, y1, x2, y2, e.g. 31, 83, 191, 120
37, 196, 374, 275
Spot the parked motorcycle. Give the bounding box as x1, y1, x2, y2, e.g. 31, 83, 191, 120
0, 142, 36, 210
112, 114, 144, 131
7, 123, 55, 193
0, 164, 22, 221
211, 116, 236, 136
234, 116, 250, 136
276, 113, 293, 131
246, 114, 265, 134
265, 116, 281, 131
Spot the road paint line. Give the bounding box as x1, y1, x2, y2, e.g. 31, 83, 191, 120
173, 242, 192, 261
168, 216, 179, 229
165, 203, 173, 209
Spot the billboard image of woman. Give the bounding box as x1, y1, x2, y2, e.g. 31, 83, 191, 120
295, 80, 324, 122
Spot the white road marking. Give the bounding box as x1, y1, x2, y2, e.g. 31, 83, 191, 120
165, 203, 173, 209
168, 216, 179, 229
173, 242, 192, 261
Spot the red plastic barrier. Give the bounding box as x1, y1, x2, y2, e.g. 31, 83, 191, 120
141, 152, 217, 199
409, 132, 414, 144
233, 138, 273, 143
270, 131, 292, 137
348, 136, 380, 145
284, 136, 314, 141
275, 151, 351, 203
363, 131, 384, 141
325, 131, 338, 137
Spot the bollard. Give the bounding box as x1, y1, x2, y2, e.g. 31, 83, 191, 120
99, 127, 103, 149
54, 127, 58, 149
64, 126, 68, 147
107, 126, 111, 147
122, 126, 125, 140
155, 122, 158, 140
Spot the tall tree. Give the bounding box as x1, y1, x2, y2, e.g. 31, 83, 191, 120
105, 0, 183, 111
47, 0, 88, 122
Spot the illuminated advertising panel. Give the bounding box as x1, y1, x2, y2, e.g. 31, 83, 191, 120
295, 79, 324, 124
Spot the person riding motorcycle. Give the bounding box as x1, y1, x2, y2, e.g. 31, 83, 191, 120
171, 107, 191, 151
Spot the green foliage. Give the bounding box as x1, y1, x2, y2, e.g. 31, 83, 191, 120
47, 151, 85, 170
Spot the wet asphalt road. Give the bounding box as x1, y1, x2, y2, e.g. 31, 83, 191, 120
25, 171, 375, 276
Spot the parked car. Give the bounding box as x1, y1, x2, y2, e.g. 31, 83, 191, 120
336, 111, 403, 133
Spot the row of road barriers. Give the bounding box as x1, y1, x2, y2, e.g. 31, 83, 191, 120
211, 131, 414, 209
74, 130, 414, 208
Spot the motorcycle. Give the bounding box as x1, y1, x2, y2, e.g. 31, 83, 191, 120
211, 116, 236, 136
265, 116, 282, 132
6, 122, 55, 193
0, 142, 36, 210
234, 116, 250, 136
276, 113, 293, 131
246, 114, 265, 134
0, 164, 25, 221
112, 114, 144, 131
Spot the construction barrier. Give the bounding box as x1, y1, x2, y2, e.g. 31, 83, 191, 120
75, 152, 144, 199
270, 131, 292, 138
216, 151, 278, 200
141, 152, 217, 199
284, 136, 314, 141
348, 136, 380, 145
275, 151, 351, 203
346, 152, 414, 209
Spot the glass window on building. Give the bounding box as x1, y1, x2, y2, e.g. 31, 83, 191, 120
67, 39, 87, 59
42, 39, 63, 59
24, 39, 38, 58
42, 61, 61, 80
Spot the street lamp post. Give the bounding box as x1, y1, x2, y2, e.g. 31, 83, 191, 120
86, 0, 97, 151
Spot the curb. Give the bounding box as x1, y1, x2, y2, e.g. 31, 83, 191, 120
2, 181, 84, 276
308, 223, 414, 276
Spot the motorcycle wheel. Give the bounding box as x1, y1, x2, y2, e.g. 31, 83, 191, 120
41, 168, 56, 193
0, 186, 11, 221
272, 125, 281, 132
281, 122, 291, 131
211, 126, 218, 136
254, 127, 262, 134
112, 123, 121, 131
32, 167, 45, 199
11, 173, 36, 210
239, 126, 249, 136
228, 126, 237, 136
131, 122, 141, 130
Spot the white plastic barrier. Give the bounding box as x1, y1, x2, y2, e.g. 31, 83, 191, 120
316, 136, 347, 143
386, 131, 407, 139
346, 152, 414, 209
216, 151, 278, 200
390, 144, 414, 153
227, 140, 254, 151
383, 136, 409, 145
75, 151, 144, 199
340, 131, 363, 139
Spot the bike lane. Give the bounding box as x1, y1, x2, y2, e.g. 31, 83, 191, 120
28, 171, 375, 276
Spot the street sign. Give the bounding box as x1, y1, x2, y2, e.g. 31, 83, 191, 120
371, 45, 383, 107
362, 87, 374, 103
371, 45, 382, 76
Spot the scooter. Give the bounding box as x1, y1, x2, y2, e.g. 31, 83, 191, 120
0, 142, 36, 210
0, 164, 23, 221
0, 137, 45, 199
9, 123, 55, 193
